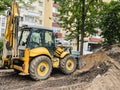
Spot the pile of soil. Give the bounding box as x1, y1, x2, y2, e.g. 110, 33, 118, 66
77, 52, 111, 74
101, 44, 120, 63
0, 44, 120, 90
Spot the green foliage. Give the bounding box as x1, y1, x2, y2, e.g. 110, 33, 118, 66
0, 0, 36, 13
56, 0, 103, 53
100, 1, 120, 45
56, 0, 103, 36
0, 0, 10, 12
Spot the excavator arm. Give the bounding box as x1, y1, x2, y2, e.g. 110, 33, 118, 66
2, 1, 19, 67
4, 2, 19, 57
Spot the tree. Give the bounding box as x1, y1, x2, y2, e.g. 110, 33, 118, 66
0, 0, 10, 12
0, 0, 35, 13
100, 0, 120, 45
56, 0, 103, 55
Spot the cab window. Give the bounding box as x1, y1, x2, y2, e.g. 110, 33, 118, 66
45, 31, 53, 47
29, 32, 42, 48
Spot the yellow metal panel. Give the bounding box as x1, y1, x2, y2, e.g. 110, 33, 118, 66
13, 48, 30, 74
4, 2, 19, 58
5, 15, 12, 40
52, 58, 59, 68
2, 57, 9, 62
13, 2, 19, 16
23, 48, 30, 74
24, 48, 30, 61
60, 52, 69, 58
13, 65, 23, 72
30, 47, 52, 58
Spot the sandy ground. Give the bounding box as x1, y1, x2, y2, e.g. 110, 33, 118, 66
0, 44, 120, 90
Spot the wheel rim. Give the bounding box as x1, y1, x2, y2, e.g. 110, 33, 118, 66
66, 58, 74, 71
37, 61, 49, 76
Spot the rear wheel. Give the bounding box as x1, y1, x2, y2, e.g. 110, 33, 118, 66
60, 55, 77, 74
30, 56, 52, 80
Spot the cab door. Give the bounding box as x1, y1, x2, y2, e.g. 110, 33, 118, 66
44, 31, 55, 55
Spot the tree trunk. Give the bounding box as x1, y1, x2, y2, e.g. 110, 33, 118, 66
77, 35, 79, 51
76, 20, 80, 51
80, 0, 85, 55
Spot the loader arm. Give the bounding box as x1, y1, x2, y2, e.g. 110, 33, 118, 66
4, 2, 19, 57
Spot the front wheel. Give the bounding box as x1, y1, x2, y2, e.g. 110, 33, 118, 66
60, 55, 77, 74
29, 56, 52, 80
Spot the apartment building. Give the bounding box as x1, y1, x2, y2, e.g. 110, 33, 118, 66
52, 1, 71, 46
52, 2, 62, 38
0, 0, 52, 38
19, 0, 52, 28
0, 15, 6, 38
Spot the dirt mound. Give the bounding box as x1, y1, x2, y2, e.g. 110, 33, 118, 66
101, 44, 120, 63
0, 44, 120, 90
78, 52, 111, 74
78, 44, 120, 74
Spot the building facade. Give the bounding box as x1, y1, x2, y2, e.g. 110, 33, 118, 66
52, 1, 62, 39
19, 0, 52, 28
0, 15, 6, 38
0, 0, 52, 38
52, 1, 71, 46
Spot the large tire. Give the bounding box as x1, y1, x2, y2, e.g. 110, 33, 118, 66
29, 56, 52, 80
60, 55, 77, 74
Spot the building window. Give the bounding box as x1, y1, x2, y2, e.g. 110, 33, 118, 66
2, 18, 5, 22
39, 11, 42, 16
2, 23, 5, 27
20, 17, 23, 21
39, 1, 43, 7
1, 33, 4, 37
52, 27, 61, 33
0, 17, 1, 23
1, 28, 5, 33
24, 15, 34, 23
1, 18, 5, 27
53, 7, 59, 14
19, 7, 26, 13
39, 20, 42, 25
52, 17, 59, 23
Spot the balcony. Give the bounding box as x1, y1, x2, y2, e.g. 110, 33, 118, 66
27, 11, 43, 17
52, 22, 60, 27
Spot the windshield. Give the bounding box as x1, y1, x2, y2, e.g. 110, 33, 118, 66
18, 28, 55, 50
29, 30, 43, 48
19, 30, 30, 46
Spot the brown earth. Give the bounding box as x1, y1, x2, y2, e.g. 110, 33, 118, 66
0, 44, 120, 90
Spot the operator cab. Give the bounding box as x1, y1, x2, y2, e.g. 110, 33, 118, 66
18, 25, 55, 55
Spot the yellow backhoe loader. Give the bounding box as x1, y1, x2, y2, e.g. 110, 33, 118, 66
1, 2, 77, 80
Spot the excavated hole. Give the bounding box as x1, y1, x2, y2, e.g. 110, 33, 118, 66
39, 61, 111, 88
77, 61, 110, 82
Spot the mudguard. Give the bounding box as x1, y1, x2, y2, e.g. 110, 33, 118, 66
30, 47, 52, 58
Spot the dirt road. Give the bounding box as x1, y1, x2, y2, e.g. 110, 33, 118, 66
0, 59, 120, 90
0, 44, 120, 90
